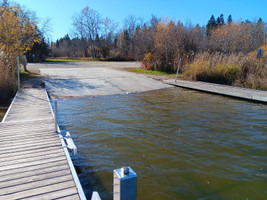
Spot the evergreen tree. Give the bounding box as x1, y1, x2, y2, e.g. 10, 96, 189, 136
217, 14, 225, 26
227, 15, 233, 24
26, 39, 50, 62
206, 15, 216, 36
123, 29, 131, 56
255, 18, 265, 47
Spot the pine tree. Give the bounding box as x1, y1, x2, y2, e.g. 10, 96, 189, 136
206, 15, 216, 36
255, 18, 265, 47
217, 14, 225, 26
227, 15, 233, 25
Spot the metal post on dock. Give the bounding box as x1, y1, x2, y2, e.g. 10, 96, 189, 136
175, 58, 181, 83
17, 56, 20, 91
54, 100, 58, 133
113, 166, 137, 200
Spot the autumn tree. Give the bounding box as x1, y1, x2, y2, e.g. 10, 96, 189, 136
0, 4, 39, 98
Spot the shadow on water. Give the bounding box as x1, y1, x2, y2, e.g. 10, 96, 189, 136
56, 88, 267, 200
59, 125, 113, 199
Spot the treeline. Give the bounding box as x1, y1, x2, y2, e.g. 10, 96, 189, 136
51, 8, 267, 90
52, 8, 266, 64
0, 0, 49, 100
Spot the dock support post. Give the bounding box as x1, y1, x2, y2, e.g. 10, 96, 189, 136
17, 56, 20, 91
175, 58, 181, 83
54, 100, 58, 133
113, 166, 137, 200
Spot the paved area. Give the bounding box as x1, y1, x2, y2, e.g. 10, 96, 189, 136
165, 79, 267, 103
30, 62, 172, 97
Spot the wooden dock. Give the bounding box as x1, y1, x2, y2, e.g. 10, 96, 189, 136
0, 88, 86, 199
164, 79, 267, 103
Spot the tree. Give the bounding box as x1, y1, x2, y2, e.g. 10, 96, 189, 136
227, 15, 233, 25
72, 10, 89, 57
206, 15, 217, 36
72, 6, 102, 58
0, 4, 40, 98
102, 17, 117, 57
217, 14, 225, 26
255, 18, 265, 48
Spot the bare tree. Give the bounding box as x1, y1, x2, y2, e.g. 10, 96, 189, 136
72, 12, 89, 57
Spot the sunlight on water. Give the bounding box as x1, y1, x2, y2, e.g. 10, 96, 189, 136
56, 88, 267, 200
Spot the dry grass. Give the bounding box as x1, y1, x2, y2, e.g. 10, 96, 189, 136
184, 52, 267, 90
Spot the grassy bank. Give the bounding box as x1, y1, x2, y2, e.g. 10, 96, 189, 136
183, 53, 267, 90
20, 70, 40, 81
129, 68, 178, 77
45, 57, 136, 62
45, 57, 99, 62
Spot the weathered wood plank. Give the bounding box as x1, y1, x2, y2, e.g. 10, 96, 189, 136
0, 169, 72, 189
0, 159, 68, 177
0, 88, 83, 200
0, 152, 67, 171
0, 151, 65, 168
0, 146, 61, 160
0, 143, 62, 155
0, 164, 69, 182
0, 180, 78, 200
22, 187, 79, 200
0, 147, 63, 162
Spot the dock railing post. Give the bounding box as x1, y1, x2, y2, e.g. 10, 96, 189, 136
54, 100, 58, 133
175, 58, 181, 83
17, 55, 20, 91
113, 166, 137, 200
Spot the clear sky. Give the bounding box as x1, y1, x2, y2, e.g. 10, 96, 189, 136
13, 0, 267, 41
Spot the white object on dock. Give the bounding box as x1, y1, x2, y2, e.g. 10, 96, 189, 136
64, 131, 77, 156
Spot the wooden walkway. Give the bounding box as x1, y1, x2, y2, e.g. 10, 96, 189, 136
164, 79, 267, 103
0, 88, 85, 200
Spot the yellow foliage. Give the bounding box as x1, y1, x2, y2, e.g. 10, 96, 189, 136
209, 22, 251, 53
0, 6, 39, 57
144, 52, 152, 63
248, 43, 267, 60
0, 5, 40, 97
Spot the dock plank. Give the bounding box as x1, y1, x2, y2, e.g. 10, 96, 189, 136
0, 88, 84, 200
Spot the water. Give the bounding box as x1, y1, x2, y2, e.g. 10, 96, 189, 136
56, 88, 267, 200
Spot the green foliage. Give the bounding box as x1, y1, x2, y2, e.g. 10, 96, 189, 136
27, 39, 50, 62
131, 68, 176, 76
19, 70, 39, 81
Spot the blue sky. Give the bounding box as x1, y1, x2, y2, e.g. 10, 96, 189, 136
13, 0, 267, 41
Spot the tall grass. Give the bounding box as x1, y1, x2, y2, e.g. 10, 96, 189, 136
184, 53, 267, 90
